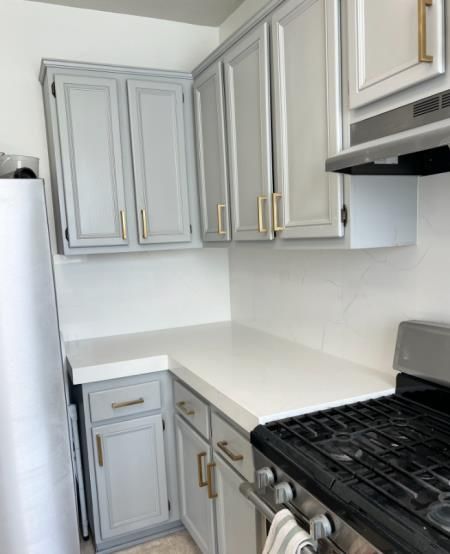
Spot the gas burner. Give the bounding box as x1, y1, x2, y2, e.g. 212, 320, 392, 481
427, 502, 450, 533
327, 432, 363, 463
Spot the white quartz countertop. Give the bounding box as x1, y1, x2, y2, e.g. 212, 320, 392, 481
66, 322, 396, 432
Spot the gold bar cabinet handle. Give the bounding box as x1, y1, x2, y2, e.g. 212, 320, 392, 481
112, 398, 144, 409
418, 0, 433, 63
120, 210, 127, 240
257, 195, 268, 233
96, 434, 104, 467
217, 203, 226, 235
197, 452, 208, 487
207, 462, 218, 499
272, 192, 284, 231
217, 440, 244, 462
141, 208, 148, 239
177, 401, 195, 416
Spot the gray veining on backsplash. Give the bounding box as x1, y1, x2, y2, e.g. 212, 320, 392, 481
230, 173, 450, 371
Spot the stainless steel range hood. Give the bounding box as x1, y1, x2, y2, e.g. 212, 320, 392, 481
326, 89, 450, 176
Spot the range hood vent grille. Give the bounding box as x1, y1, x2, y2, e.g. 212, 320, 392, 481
413, 96, 440, 117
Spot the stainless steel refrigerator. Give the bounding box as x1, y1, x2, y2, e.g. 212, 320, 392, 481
0, 179, 80, 553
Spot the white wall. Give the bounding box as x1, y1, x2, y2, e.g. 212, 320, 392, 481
219, 0, 270, 41
1, 0, 230, 340
229, 174, 450, 372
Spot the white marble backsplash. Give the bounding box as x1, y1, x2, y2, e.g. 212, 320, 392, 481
230, 173, 450, 372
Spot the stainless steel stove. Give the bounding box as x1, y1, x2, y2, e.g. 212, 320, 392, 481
242, 321, 450, 553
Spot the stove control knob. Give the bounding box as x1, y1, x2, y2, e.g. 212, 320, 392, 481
255, 467, 275, 489
273, 482, 294, 505
309, 514, 333, 541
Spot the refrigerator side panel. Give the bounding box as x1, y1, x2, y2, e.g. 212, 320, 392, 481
0, 179, 79, 554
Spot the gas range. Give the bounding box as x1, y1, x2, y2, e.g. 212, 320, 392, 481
246, 321, 450, 554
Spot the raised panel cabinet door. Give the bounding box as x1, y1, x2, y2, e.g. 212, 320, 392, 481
54, 74, 128, 247
271, 0, 344, 239
127, 80, 191, 244
347, 0, 445, 109
175, 415, 216, 554
93, 415, 169, 540
194, 62, 231, 242
224, 23, 274, 241
214, 455, 258, 554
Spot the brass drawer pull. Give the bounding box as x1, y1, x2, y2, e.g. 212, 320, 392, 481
217, 440, 244, 462
272, 192, 284, 231
257, 195, 268, 233
96, 434, 104, 467
120, 210, 127, 240
207, 462, 218, 499
197, 452, 208, 487
217, 203, 226, 235
111, 398, 145, 409
141, 208, 148, 239
418, 0, 433, 63
177, 401, 195, 416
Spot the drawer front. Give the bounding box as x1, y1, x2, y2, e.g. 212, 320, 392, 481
89, 381, 161, 423
211, 412, 254, 482
174, 380, 209, 439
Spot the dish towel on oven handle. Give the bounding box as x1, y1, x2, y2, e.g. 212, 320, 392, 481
263, 509, 316, 554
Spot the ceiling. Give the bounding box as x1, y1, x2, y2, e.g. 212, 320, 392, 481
27, 0, 246, 26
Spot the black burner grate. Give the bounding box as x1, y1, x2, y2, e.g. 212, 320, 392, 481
264, 394, 450, 550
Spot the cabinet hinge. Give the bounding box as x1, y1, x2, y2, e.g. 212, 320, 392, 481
168, 500, 171, 512
65, 227, 69, 241
341, 204, 348, 227
182, 92, 185, 103
162, 419, 166, 431
51, 81, 56, 98
189, 224, 192, 234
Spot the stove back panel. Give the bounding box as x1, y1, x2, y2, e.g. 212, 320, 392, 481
394, 320, 450, 387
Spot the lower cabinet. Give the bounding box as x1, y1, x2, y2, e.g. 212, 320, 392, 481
174, 382, 259, 554
214, 454, 258, 554
175, 414, 216, 553
93, 415, 169, 539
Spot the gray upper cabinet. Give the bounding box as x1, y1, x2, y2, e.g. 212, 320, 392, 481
224, 23, 273, 241
127, 80, 191, 244
194, 62, 231, 242
93, 414, 169, 540
271, 0, 344, 239
54, 74, 129, 247
347, 0, 445, 109
41, 60, 198, 255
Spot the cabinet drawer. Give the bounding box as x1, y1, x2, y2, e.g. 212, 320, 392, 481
211, 412, 254, 482
174, 381, 209, 439
89, 381, 161, 423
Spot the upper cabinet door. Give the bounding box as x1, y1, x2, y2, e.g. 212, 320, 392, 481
127, 80, 191, 244
271, 0, 344, 239
224, 23, 274, 241
347, 0, 445, 109
54, 75, 128, 247
194, 62, 231, 242
93, 415, 169, 540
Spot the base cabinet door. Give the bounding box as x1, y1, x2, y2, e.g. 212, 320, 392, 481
93, 415, 169, 540
214, 455, 258, 554
224, 23, 273, 241
347, 0, 445, 108
194, 62, 231, 242
271, 0, 343, 239
54, 74, 129, 248
175, 415, 216, 554
127, 79, 191, 244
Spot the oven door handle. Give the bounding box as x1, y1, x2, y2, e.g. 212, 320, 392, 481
239, 482, 317, 554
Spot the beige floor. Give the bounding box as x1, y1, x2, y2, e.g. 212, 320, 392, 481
80, 531, 201, 553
